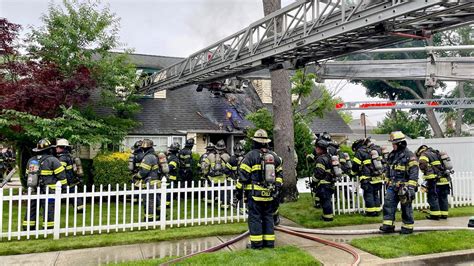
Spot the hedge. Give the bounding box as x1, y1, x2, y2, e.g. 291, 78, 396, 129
93, 152, 131, 187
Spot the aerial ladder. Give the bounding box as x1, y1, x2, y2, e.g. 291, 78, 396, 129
137, 0, 474, 94
335, 98, 474, 110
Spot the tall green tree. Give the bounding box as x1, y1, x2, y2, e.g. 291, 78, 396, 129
373, 110, 431, 139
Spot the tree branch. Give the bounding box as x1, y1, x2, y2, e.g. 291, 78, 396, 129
381, 80, 423, 100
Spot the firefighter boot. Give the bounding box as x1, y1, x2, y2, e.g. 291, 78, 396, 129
400, 227, 414, 235
379, 224, 395, 233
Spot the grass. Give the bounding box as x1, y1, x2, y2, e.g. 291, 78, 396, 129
116, 246, 320, 266
351, 230, 474, 258
0, 222, 247, 256
280, 193, 474, 228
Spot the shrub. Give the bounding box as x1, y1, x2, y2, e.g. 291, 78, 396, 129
93, 152, 131, 187
192, 152, 202, 181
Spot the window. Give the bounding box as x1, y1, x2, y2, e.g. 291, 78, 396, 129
123, 135, 186, 153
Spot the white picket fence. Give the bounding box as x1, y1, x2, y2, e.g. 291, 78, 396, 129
1, 172, 473, 241
0, 180, 245, 241
331, 172, 474, 214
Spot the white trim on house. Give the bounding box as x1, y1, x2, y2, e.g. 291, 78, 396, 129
123, 135, 186, 152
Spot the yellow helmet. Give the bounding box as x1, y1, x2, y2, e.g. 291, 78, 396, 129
389, 131, 406, 143
252, 129, 271, 144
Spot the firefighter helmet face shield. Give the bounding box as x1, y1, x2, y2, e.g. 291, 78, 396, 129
252, 129, 271, 144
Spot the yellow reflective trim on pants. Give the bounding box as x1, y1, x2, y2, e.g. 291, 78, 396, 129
353, 157, 361, 165
407, 180, 418, 187
65, 165, 73, 170
365, 207, 380, 212
431, 160, 441, 166
263, 234, 275, 241
22, 221, 36, 226
441, 211, 449, 216
360, 175, 370, 180
430, 211, 441, 216
250, 235, 263, 241
251, 165, 262, 172
252, 196, 273, 201
169, 175, 177, 181
322, 213, 334, 218
437, 178, 449, 185
240, 163, 251, 173
59, 179, 68, 185
47, 184, 57, 189
383, 220, 394, 226
54, 166, 65, 174
77, 205, 85, 210
363, 159, 372, 165
402, 224, 414, 229
43, 221, 54, 227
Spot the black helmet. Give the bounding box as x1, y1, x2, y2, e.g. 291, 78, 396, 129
416, 145, 428, 157
320, 132, 332, 142
141, 139, 154, 149
216, 139, 226, 150
351, 139, 365, 152
133, 140, 143, 150
169, 142, 180, 152
33, 138, 53, 152
233, 142, 244, 155
315, 139, 329, 149
206, 142, 215, 151
185, 138, 195, 147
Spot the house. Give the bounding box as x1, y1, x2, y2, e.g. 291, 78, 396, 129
87, 53, 353, 157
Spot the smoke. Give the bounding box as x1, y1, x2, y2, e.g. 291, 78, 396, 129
184, 0, 263, 49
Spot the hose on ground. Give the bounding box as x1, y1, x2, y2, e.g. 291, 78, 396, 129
161, 231, 249, 265
276, 226, 361, 266
278, 225, 474, 235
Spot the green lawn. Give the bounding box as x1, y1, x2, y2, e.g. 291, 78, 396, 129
0, 222, 247, 256
116, 246, 320, 266
351, 230, 474, 258
280, 193, 474, 228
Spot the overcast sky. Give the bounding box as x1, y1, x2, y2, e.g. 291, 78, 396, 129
1, 0, 430, 124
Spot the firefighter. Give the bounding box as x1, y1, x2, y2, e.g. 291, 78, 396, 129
23, 139, 67, 230
416, 145, 451, 220
167, 142, 180, 185
179, 138, 195, 187
380, 131, 419, 234
133, 139, 161, 221
55, 139, 85, 211
312, 139, 338, 221
351, 138, 384, 217
235, 129, 283, 249
129, 140, 143, 203
202, 140, 231, 206
229, 141, 245, 179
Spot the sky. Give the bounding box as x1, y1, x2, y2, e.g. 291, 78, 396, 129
2, 0, 450, 124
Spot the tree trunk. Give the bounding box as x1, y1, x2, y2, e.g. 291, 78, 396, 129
455, 82, 466, 137
414, 81, 444, 138
263, 0, 298, 202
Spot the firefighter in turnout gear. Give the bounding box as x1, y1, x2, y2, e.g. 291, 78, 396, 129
202, 140, 232, 207
352, 138, 384, 216
380, 131, 419, 234
178, 139, 195, 186
235, 129, 283, 249
23, 139, 67, 230
134, 139, 162, 221
167, 142, 180, 185
416, 145, 452, 220
199, 143, 216, 178
229, 141, 245, 180
312, 139, 338, 221
55, 139, 85, 211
